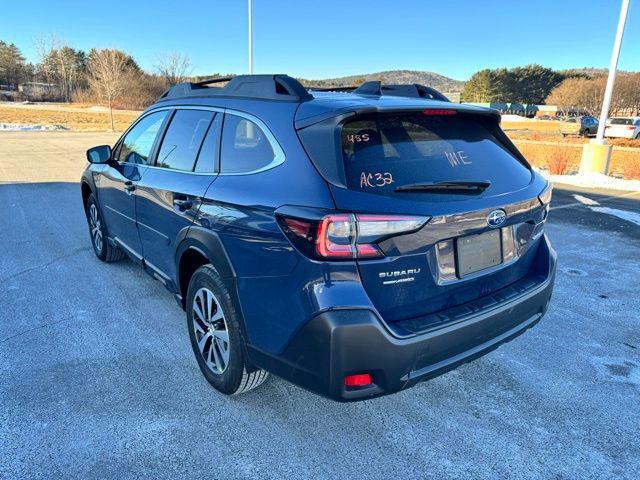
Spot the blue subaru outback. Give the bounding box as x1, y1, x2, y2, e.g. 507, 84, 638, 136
81, 75, 556, 401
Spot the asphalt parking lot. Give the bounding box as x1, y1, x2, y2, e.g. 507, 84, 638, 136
1, 131, 639, 479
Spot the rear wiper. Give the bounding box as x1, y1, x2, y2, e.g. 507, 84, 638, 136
395, 180, 491, 193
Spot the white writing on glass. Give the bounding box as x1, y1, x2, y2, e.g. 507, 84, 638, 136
360, 172, 394, 188
445, 150, 471, 167
347, 133, 370, 143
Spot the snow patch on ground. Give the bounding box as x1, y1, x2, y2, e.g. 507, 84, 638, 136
591, 206, 640, 226
0, 123, 69, 131
572, 194, 599, 206
537, 169, 640, 192
573, 193, 640, 226
501, 114, 529, 122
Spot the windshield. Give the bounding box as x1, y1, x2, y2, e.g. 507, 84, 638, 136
340, 113, 531, 196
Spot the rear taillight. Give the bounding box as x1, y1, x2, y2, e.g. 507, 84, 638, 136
627, 126, 637, 130
538, 182, 553, 221
278, 213, 429, 260
316, 215, 355, 258
538, 183, 553, 207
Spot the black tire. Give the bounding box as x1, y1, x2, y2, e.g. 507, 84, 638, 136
85, 193, 125, 262
636, 132, 640, 140
186, 264, 268, 395
581, 129, 590, 138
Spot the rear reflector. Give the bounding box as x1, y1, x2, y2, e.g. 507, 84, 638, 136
344, 373, 372, 387
423, 108, 457, 116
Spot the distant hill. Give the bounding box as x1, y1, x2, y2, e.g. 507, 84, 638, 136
298, 70, 465, 93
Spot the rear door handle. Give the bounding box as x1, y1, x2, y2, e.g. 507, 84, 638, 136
173, 198, 193, 212
124, 181, 136, 194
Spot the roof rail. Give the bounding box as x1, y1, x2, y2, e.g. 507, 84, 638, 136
157, 74, 450, 103
307, 81, 450, 101
306, 86, 357, 92
159, 74, 313, 102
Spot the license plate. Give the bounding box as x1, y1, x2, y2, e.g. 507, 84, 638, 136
456, 229, 502, 277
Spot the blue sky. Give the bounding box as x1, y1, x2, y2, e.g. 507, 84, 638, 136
2, 0, 639, 80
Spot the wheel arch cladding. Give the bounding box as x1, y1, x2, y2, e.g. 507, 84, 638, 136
175, 226, 237, 307
81, 180, 93, 209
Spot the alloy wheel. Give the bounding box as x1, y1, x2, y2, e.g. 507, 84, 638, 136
192, 287, 230, 374
89, 203, 103, 253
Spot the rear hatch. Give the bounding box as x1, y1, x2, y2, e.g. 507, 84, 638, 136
297, 107, 549, 329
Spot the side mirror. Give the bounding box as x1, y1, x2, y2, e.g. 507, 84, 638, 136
86, 145, 112, 164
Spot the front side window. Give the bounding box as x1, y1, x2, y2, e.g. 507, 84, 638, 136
118, 111, 168, 164
220, 114, 275, 174
156, 110, 215, 171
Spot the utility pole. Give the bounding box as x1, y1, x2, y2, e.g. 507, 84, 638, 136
248, 0, 253, 74
579, 0, 631, 174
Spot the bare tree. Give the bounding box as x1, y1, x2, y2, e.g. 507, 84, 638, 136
546, 73, 640, 119
613, 73, 640, 116
33, 34, 87, 101
545, 79, 578, 118
546, 77, 606, 116
34, 34, 55, 87
154, 52, 192, 86
87, 49, 128, 131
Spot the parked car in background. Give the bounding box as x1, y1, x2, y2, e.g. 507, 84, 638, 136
560, 116, 599, 137
604, 117, 640, 139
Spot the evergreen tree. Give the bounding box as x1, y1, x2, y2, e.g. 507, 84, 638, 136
0, 41, 27, 88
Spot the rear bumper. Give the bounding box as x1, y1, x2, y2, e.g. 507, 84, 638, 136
249, 235, 557, 401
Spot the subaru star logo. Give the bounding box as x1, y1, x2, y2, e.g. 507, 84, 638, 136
487, 209, 506, 228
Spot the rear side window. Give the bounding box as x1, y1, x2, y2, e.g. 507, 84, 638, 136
118, 110, 168, 164
220, 114, 275, 174
194, 113, 222, 173
156, 109, 215, 171
340, 113, 531, 196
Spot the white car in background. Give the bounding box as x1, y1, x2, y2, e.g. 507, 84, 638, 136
604, 117, 640, 139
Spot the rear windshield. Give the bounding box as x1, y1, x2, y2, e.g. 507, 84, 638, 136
610, 118, 634, 125
340, 113, 530, 196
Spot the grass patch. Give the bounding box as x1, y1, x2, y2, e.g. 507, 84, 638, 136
512, 140, 640, 179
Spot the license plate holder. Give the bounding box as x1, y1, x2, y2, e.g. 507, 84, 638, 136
456, 229, 502, 277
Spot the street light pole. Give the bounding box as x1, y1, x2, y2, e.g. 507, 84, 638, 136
248, 0, 253, 74
595, 0, 630, 141
579, 0, 630, 175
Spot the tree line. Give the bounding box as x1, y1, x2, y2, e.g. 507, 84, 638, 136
0, 37, 198, 130
461, 64, 640, 116
546, 74, 640, 116
3, 38, 639, 122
